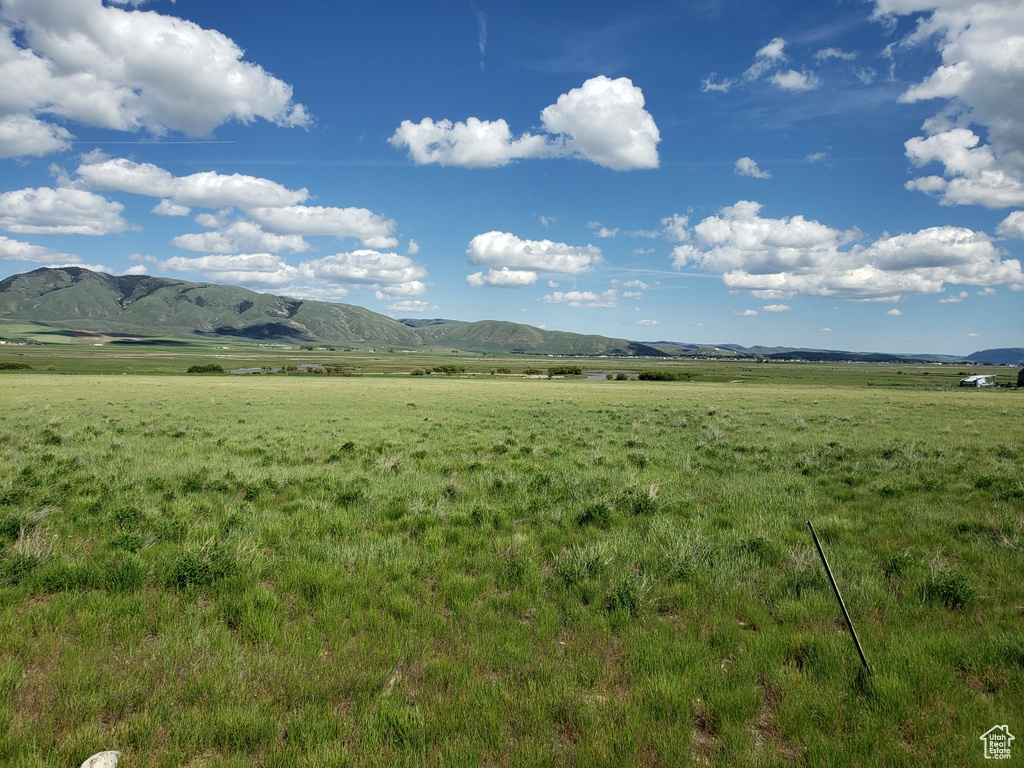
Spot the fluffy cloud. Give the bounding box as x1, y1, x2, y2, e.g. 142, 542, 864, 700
661, 213, 690, 242
745, 38, 788, 81
997, 210, 1024, 239
155, 248, 430, 299
386, 299, 439, 313
466, 268, 538, 288
904, 129, 1024, 208
587, 222, 619, 238
70, 155, 398, 248
171, 218, 310, 255
390, 76, 660, 170
0, 115, 73, 158
0, 234, 78, 262
75, 154, 310, 210
247, 206, 398, 249
159, 253, 302, 287
619, 279, 650, 299
539, 289, 618, 308
762, 304, 791, 312
0, 0, 309, 157
0, 186, 128, 235
300, 250, 427, 298
877, 0, 1024, 211
539, 76, 661, 170
636, 319, 659, 326
735, 157, 771, 178
671, 199, 1024, 300
466, 231, 601, 276
770, 70, 819, 91
387, 117, 550, 168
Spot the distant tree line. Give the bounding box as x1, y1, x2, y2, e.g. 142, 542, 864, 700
637, 370, 694, 381
410, 365, 467, 376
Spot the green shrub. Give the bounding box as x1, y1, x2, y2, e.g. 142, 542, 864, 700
607, 571, 644, 616
882, 551, 916, 580
924, 570, 974, 609
103, 552, 146, 592
0, 552, 39, 586
0, 514, 24, 545
577, 502, 611, 528
431, 365, 465, 375
170, 544, 238, 589
37, 558, 100, 592
548, 365, 583, 376
0, 362, 32, 370
737, 535, 783, 566
618, 487, 657, 515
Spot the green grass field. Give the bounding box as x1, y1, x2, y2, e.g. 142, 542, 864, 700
1, 371, 1022, 766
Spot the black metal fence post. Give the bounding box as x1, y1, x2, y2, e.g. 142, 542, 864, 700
807, 520, 871, 676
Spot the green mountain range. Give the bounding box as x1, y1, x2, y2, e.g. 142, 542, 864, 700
0, 267, 664, 356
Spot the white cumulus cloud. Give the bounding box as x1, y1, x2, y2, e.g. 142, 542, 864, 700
877, 0, 1024, 211
390, 76, 660, 171
0, 186, 128, 235
997, 210, 1024, 239
539, 289, 618, 308
387, 299, 439, 313
770, 70, 819, 91
735, 157, 772, 178
466, 231, 601, 276
387, 117, 550, 168
171, 218, 310, 255
0, 0, 310, 158
159, 253, 302, 287
671, 199, 1024, 300
466, 268, 538, 288
247, 205, 398, 249
300, 250, 427, 298
539, 76, 660, 170
0, 234, 79, 262
74, 154, 310, 210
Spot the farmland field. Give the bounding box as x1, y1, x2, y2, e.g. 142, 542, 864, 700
1, 371, 1022, 766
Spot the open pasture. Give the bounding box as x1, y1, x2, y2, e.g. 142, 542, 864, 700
1, 374, 1022, 766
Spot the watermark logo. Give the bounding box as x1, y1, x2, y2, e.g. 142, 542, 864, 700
980, 725, 1014, 760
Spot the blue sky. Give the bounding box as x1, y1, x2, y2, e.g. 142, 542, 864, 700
1, 0, 1022, 354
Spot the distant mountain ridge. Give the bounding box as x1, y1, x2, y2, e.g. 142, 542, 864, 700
0, 267, 1019, 362
0, 267, 662, 356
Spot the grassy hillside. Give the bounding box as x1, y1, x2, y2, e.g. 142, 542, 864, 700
0, 267, 423, 344
409, 319, 664, 356
0, 268, 664, 355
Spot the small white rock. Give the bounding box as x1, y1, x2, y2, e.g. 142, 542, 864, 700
81, 751, 121, 768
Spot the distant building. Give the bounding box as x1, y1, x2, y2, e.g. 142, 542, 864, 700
959, 374, 997, 387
